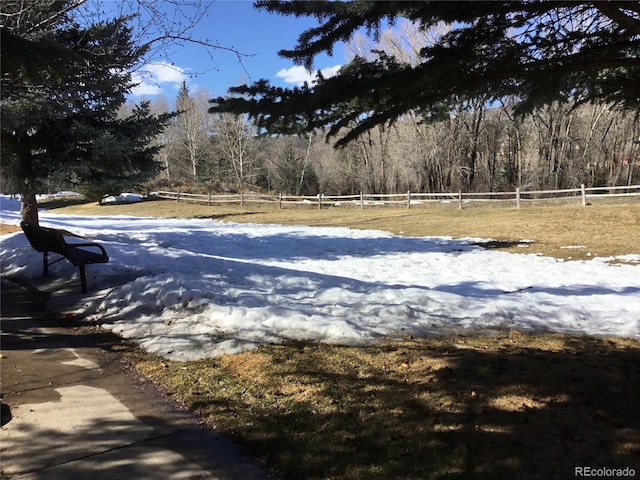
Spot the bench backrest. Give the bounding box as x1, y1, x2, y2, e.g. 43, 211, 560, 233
20, 222, 67, 256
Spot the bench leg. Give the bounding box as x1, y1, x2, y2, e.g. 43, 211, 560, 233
79, 265, 87, 294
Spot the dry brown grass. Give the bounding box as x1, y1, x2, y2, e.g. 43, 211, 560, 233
129, 334, 640, 480
0, 224, 21, 235
33, 197, 640, 478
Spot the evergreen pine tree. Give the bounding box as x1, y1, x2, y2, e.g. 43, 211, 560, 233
210, 1, 640, 147
0, 1, 173, 222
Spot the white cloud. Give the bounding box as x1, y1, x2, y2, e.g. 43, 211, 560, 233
275, 64, 342, 86
319, 64, 342, 80
275, 66, 312, 85
130, 62, 188, 96
129, 82, 163, 96
144, 62, 188, 83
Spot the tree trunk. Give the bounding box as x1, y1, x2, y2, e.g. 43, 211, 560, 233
20, 192, 39, 224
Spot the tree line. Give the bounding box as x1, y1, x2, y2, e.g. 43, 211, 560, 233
154, 6, 640, 196
146, 88, 639, 197
2, 1, 639, 223
150, 10, 640, 197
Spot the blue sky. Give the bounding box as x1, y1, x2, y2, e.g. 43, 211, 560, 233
130, 1, 345, 100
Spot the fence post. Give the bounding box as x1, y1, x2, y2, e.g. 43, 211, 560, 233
177, 190, 181, 203
516, 187, 521, 209
208, 192, 211, 207
317, 193, 323, 210
279, 193, 283, 210
360, 192, 364, 210
240, 191, 244, 207
407, 190, 411, 209
458, 190, 462, 210
581, 184, 587, 206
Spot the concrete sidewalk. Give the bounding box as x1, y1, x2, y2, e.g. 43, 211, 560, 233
0, 278, 272, 479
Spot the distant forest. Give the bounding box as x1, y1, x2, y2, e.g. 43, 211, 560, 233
140, 86, 639, 197
192, 6, 640, 197
133, 12, 640, 197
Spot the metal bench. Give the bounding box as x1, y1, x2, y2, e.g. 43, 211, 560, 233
20, 222, 109, 293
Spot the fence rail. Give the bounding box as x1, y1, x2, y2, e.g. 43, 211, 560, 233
153, 184, 640, 210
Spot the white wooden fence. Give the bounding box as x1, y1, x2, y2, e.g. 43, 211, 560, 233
154, 184, 640, 210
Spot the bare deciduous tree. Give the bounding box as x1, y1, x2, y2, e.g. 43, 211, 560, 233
211, 112, 261, 190
174, 82, 214, 181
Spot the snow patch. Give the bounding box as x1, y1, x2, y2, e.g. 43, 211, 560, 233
1, 194, 638, 360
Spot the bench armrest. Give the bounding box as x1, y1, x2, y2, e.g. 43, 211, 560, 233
65, 241, 108, 255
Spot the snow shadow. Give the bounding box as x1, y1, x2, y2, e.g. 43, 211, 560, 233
40, 214, 477, 262
2, 214, 639, 360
